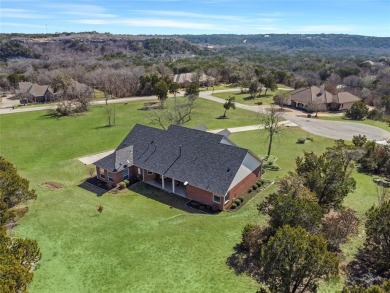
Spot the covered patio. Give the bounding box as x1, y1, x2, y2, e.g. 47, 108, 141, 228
144, 173, 187, 197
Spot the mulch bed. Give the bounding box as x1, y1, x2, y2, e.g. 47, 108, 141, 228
229, 181, 274, 212
186, 200, 220, 214
40, 181, 64, 190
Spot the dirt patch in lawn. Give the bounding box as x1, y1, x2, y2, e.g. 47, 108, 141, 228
41, 181, 64, 190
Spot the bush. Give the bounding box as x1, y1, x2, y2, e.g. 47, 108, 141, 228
367, 108, 385, 121
352, 134, 367, 147
252, 185, 258, 190
297, 138, 306, 144
239, 197, 244, 202
248, 188, 252, 193
307, 114, 312, 118
118, 182, 126, 189
234, 199, 241, 205
96, 205, 103, 213
230, 203, 237, 209
124, 179, 130, 186
345, 101, 369, 120
256, 182, 262, 187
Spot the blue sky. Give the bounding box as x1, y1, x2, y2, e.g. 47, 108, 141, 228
1, 0, 389, 36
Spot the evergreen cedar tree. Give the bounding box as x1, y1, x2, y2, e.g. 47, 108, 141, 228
365, 201, 390, 269
0, 156, 41, 292
345, 101, 369, 120
259, 225, 339, 293
295, 141, 356, 209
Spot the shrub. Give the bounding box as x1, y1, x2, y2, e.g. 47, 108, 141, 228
352, 134, 367, 147
96, 205, 103, 213
124, 179, 130, 186
307, 114, 312, 118
234, 199, 241, 205
230, 203, 237, 209
256, 182, 262, 187
297, 138, 306, 144
239, 197, 244, 202
367, 108, 385, 121
252, 185, 258, 190
345, 101, 369, 120
118, 181, 126, 189
248, 188, 252, 193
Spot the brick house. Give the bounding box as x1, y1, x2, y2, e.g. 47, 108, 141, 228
93, 124, 262, 211
288, 86, 361, 111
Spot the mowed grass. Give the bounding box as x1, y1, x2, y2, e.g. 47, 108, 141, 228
213, 88, 290, 106
0, 103, 381, 292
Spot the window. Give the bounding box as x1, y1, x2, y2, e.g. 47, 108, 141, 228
123, 168, 129, 179
213, 194, 221, 204
224, 193, 230, 203
108, 172, 113, 182
147, 170, 153, 175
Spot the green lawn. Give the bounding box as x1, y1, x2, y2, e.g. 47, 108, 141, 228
0, 102, 381, 292
213, 88, 290, 106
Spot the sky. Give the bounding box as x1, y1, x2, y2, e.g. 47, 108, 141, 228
1, 0, 389, 37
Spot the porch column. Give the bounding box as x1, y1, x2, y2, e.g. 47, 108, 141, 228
172, 178, 175, 193
162, 175, 165, 190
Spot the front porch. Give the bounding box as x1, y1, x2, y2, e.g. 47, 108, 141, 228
144, 173, 187, 197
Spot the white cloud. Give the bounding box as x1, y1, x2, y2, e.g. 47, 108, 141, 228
132, 10, 244, 21
1, 22, 46, 29
75, 18, 217, 30
0, 8, 51, 19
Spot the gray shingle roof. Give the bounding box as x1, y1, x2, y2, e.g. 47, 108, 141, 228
290, 86, 332, 105
94, 124, 257, 195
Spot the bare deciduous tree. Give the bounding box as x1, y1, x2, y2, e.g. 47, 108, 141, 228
261, 105, 283, 158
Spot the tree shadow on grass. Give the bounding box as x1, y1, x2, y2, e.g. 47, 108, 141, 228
226, 244, 263, 283
93, 125, 114, 129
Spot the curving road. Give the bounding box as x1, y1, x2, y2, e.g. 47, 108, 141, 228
1, 89, 389, 142
199, 90, 390, 142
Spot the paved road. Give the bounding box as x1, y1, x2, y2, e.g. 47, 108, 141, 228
2, 88, 389, 142
0, 96, 158, 115
199, 90, 390, 142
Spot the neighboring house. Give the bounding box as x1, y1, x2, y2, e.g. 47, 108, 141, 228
93, 124, 262, 211
172, 72, 215, 87
17, 82, 55, 104
288, 86, 361, 111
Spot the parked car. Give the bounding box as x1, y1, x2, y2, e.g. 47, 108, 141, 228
1, 93, 7, 97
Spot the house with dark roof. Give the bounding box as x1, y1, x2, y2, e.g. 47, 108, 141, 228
17, 82, 55, 103
287, 86, 361, 111
93, 124, 262, 211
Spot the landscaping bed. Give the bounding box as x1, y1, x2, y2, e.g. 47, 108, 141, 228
185, 200, 220, 214
229, 179, 274, 212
